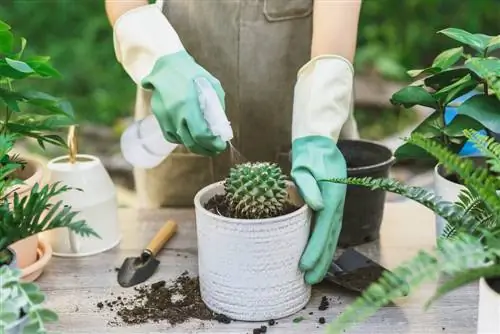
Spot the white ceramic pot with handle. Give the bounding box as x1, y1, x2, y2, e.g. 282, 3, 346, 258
193, 180, 312, 321
40, 153, 121, 257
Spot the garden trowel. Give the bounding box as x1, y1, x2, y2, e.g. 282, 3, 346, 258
117, 220, 177, 288
324, 248, 403, 293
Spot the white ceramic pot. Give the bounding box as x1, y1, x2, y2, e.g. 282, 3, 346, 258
193, 181, 312, 321
433, 163, 466, 238
477, 277, 500, 333
39, 154, 120, 257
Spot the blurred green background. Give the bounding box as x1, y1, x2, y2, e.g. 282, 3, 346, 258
0, 0, 499, 134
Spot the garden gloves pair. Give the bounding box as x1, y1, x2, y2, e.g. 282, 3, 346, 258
112, 4, 354, 285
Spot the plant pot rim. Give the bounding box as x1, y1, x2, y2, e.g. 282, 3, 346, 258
4, 157, 44, 195
47, 154, 102, 171
338, 138, 396, 173
194, 180, 310, 224
434, 155, 487, 186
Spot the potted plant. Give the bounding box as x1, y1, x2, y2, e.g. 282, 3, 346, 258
336, 139, 395, 247
193, 161, 312, 321
0, 133, 98, 280
0, 19, 80, 268
324, 130, 500, 334
0, 265, 58, 334
389, 27, 500, 237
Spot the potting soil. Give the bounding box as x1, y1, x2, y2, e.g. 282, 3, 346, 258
96, 271, 217, 327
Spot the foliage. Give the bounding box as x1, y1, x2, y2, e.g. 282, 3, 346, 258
0, 19, 76, 150
390, 28, 500, 163
224, 162, 288, 219
355, 0, 500, 81
0, 133, 99, 264
324, 131, 500, 333
0, 265, 58, 333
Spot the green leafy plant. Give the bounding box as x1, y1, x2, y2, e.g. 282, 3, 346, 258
224, 162, 288, 219
0, 133, 98, 265
0, 265, 58, 333
324, 130, 500, 333
391, 27, 500, 162
0, 18, 75, 150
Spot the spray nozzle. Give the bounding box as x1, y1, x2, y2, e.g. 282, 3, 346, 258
194, 77, 234, 142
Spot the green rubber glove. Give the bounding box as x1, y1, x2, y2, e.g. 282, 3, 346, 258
291, 136, 347, 284
112, 4, 228, 157
290, 55, 357, 285
141, 51, 227, 156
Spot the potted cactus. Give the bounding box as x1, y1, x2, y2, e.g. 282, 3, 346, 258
0, 265, 58, 334
389, 27, 500, 238
193, 161, 312, 321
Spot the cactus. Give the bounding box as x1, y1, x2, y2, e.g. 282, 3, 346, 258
224, 162, 288, 219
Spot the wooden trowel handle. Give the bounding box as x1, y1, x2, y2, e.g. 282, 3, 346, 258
146, 220, 177, 256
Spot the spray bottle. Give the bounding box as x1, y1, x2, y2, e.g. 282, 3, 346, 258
120, 77, 234, 169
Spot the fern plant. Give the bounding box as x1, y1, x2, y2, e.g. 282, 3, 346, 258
324, 130, 500, 334
0, 265, 58, 333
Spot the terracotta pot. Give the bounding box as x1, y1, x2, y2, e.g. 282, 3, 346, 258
5, 158, 45, 269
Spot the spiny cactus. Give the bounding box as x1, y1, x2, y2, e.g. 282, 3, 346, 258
224, 162, 288, 219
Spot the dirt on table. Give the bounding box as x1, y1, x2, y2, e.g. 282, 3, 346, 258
204, 194, 299, 218
96, 271, 222, 327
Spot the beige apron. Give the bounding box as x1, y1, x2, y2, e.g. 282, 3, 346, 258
133, 0, 359, 208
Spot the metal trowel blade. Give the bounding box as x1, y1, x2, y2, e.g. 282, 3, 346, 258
117, 252, 160, 288
324, 248, 391, 293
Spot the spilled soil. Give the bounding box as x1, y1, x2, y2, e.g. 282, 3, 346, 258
96, 271, 217, 327
204, 194, 299, 218
96, 271, 336, 331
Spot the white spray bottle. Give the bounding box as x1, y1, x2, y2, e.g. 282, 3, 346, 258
120, 77, 234, 169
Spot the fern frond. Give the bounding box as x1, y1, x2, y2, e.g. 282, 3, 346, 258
325, 177, 479, 234
327, 233, 493, 334
424, 264, 500, 310
464, 129, 500, 174
407, 133, 500, 218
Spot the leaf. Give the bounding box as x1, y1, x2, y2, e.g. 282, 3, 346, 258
15, 37, 27, 59
0, 30, 13, 53
438, 28, 490, 53
424, 67, 474, 91
5, 58, 35, 74
407, 67, 441, 78
433, 74, 479, 106
0, 311, 18, 324
457, 94, 500, 133
443, 114, 485, 137
487, 35, 500, 52
424, 265, 500, 310
37, 308, 58, 322
26, 60, 61, 78
390, 86, 438, 109
21, 319, 42, 334
26, 291, 44, 304
394, 142, 437, 162
0, 20, 10, 31
432, 47, 464, 70
465, 57, 500, 80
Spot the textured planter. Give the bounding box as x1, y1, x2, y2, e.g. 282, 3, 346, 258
434, 156, 488, 239
477, 277, 500, 333
5, 158, 44, 269
193, 181, 312, 321
336, 139, 395, 247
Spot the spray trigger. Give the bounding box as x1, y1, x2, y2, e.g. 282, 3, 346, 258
194, 77, 234, 142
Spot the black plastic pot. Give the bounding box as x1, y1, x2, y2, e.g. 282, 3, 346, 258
336, 139, 395, 247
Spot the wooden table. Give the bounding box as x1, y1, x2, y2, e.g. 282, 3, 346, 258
37, 201, 478, 334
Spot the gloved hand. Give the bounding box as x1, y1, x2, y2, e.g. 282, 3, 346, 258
113, 4, 227, 156
291, 55, 355, 285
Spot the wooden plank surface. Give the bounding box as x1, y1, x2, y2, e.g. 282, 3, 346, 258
36, 202, 478, 334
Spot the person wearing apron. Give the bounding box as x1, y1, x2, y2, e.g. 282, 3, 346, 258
106, 0, 362, 284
